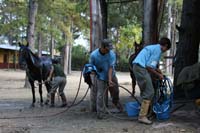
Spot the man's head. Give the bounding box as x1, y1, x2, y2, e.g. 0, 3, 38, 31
100, 39, 113, 54
159, 37, 171, 52
52, 58, 59, 64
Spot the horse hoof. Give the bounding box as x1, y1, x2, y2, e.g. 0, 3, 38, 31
44, 100, 49, 105
40, 103, 44, 107
50, 104, 55, 108
30, 104, 35, 108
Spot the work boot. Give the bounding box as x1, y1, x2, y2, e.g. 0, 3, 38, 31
147, 103, 156, 119
138, 100, 152, 124
60, 93, 67, 107
50, 93, 55, 107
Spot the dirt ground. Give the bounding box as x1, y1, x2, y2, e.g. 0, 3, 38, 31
0, 69, 199, 133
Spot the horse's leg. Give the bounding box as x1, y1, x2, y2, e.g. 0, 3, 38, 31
29, 80, 36, 107
130, 72, 136, 96
39, 80, 43, 106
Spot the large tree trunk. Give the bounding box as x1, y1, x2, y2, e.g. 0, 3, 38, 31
37, 32, 42, 57
143, 0, 158, 45
27, 0, 38, 51
50, 34, 55, 58
63, 44, 71, 75
174, 0, 200, 99
24, 0, 38, 88
90, 0, 102, 51
166, 1, 177, 75
100, 0, 107, 39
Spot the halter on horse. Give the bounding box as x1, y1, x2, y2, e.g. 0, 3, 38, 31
18, 43, 52, 107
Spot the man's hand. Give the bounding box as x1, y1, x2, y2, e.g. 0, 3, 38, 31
108, 80, 114, 87
158, 73, 164, 80
156, 69, 162, 74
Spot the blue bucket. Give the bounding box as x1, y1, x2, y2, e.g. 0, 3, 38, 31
156, 108, 170, 120
153, 101, 170, 121
125, 101, 140, 117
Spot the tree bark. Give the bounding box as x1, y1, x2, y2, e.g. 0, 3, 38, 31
100, 0, 107, 39
50, 34, 55, 58
63, 44, 71, 75
166, 1, 177, 75
27, 0, 38, 51
90, 0, 102, 51
24, 0, 38, 88
174, 0, 200, 99
37, 32, 42, 57
143, 0, 158, 45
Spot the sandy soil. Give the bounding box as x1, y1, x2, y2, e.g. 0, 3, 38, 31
0, 69, 199, 133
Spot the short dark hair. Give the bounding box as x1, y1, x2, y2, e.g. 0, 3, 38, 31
101, 39, 113, 49
159, 37, 171, 49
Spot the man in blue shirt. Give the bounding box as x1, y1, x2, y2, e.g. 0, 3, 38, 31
132, 37, 171, 124
89, 39, 122, 119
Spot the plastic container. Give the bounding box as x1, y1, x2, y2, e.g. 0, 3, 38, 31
153, 101, 170, 121
125, 101, 140, 117
155, 108, 170, 120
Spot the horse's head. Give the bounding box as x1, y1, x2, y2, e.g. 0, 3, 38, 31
18, 42, 29, 70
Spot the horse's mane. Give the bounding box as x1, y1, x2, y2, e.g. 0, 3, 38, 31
24, 47, 40, 61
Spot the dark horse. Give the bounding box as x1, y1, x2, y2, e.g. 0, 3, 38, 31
18, 43, 52, 107
128, 42, 143, 95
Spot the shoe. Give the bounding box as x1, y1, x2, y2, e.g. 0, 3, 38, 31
60, 103, 67, 108
138, 116, 152, 124
138, 100, 153, 124
97, 113, 107, 120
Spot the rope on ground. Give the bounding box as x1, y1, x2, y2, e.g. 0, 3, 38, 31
103, 84, 140, 120
0, 70, 89, 119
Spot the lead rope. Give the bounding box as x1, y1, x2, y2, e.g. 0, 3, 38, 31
0, 70, 89, 119
103, 84, 141, 120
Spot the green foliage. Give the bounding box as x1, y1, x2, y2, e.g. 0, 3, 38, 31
107, 1, 143, 70
117, 24, 142, 50
71, 45, 89, 70
169, 0, 183, 7
0, 0, 89, 51
34, 0, 89, 52
0, 0, 27, 42
108, 1, 142, 28
116, 53, 129, 72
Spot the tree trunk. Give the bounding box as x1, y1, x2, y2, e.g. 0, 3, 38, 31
63, 44, 71, 75
50, 34, 55, 58
100, 0, 107, 39
37, 32, 42, 57
174, 0, 200, 99
166, 1, 177, 75
90, 0, 103, 51
143, 0, 158, 45
24, 0, 38, 88
27, 0, 38, 51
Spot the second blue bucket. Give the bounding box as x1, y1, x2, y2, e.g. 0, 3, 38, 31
125, 101, 140, 117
